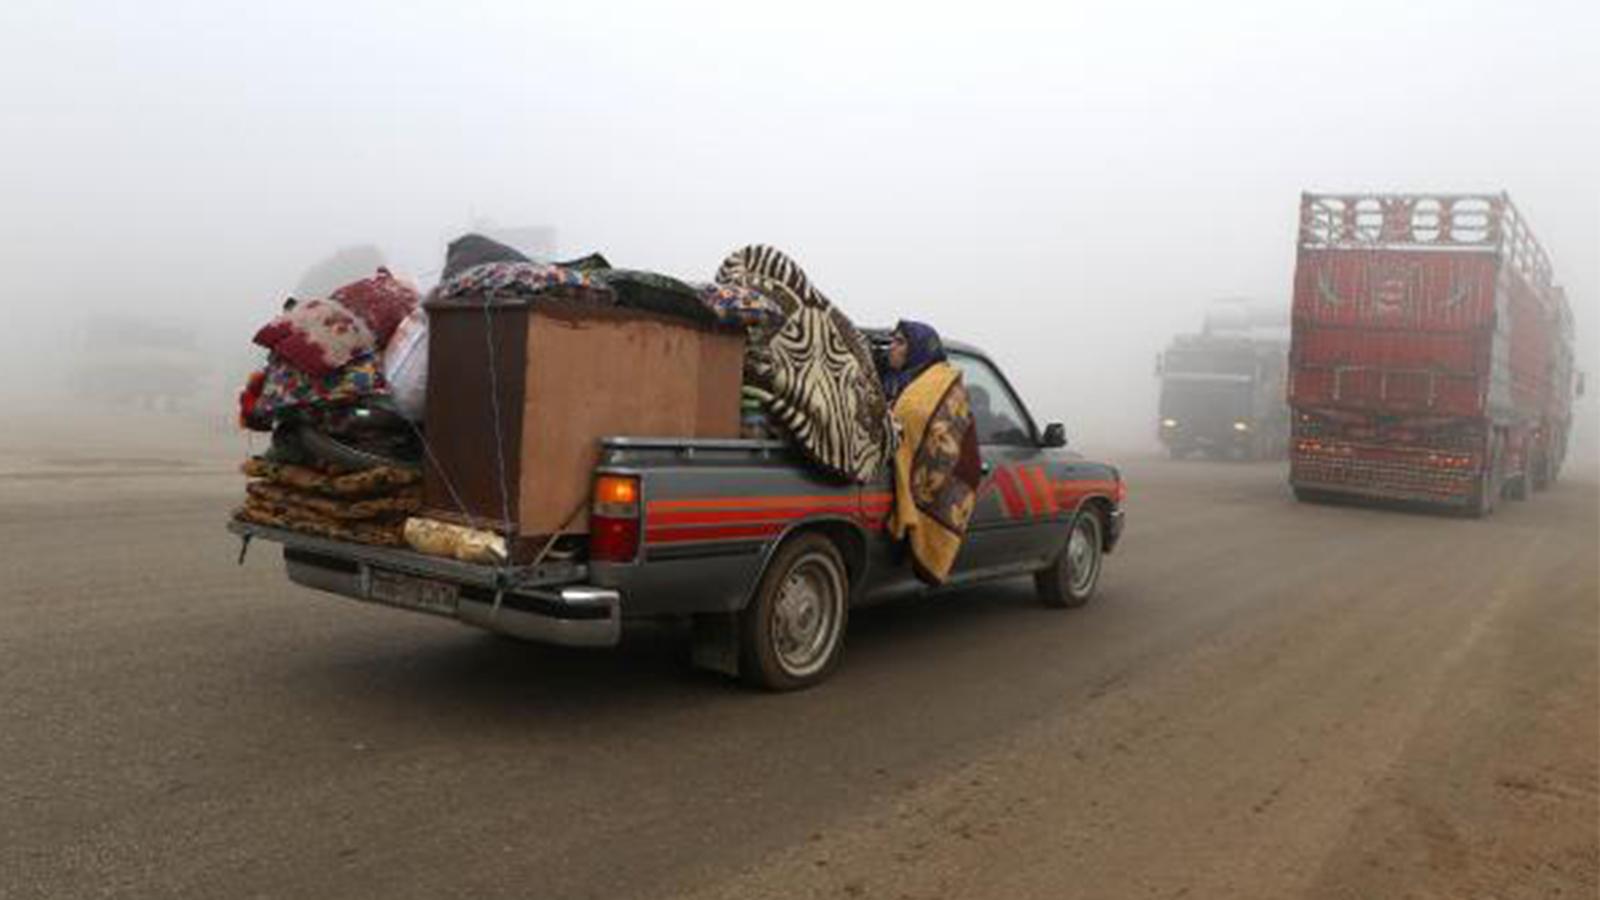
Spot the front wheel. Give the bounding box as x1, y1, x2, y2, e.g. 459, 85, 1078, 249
739, 533, 850, 691
1036, 510, 1104, 608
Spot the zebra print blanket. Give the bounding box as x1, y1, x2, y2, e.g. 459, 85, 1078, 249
714, 245, 893, 483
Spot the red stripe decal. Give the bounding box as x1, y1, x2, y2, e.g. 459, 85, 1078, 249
1016, 466, 1048, 517
646, 523, 785, 544
993, 466, 1027, 519
1055, 480, 1118, 512
651, 506, 863, 527
648, 494, 857, 512
1030, 467, 1060, 515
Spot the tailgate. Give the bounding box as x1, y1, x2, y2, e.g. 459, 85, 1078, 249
228, 520, 587, 608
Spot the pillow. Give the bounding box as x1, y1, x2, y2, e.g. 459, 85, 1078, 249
330, 267, 419, 345
252, 299, 376, 377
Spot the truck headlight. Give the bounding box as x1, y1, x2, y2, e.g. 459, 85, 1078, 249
1232, 421, 1250, 432
1161, 418, 1178, 429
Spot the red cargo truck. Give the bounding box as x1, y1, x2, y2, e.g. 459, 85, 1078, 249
1288, 192, 1579, 515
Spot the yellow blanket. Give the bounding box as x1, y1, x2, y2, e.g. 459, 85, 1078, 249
889, 362, 983, 584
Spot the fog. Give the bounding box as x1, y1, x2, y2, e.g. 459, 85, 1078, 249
2, 0, 1596, 466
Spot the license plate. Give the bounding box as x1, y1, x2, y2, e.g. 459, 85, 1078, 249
368, 570, 459, 615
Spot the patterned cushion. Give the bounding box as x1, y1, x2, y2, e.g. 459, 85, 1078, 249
329, 267, 419, 345
252, 299, 375, 377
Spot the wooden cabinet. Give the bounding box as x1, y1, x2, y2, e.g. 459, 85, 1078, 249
422, 291, 743, 556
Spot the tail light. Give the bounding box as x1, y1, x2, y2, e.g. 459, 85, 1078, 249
590, 474, 641, 563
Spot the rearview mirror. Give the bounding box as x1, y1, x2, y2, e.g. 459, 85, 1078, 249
1041, 422, 1067, 448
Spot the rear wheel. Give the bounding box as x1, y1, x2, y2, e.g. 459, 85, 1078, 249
739, 533, 850, 691
1466, 434, 1505, 518
1531, 454, 1551, 491
1036, 510, 1104, 608
1470, 466, 1498, 518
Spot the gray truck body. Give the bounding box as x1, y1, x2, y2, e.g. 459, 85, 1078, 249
230, 343, 1125, 655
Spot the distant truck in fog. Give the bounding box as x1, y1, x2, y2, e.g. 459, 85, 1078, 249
1157, 301, 1290, 461
1287, 192, 1581, 516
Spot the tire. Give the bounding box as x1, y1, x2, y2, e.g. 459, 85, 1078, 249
1036, 509, 1104, 609
739, 533, 850, 691
1469, 469, 1497, 518
1505, 473, 1530, 501
1167, 446, 1187, 461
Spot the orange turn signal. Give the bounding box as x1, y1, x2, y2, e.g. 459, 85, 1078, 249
594, 475, 639, 508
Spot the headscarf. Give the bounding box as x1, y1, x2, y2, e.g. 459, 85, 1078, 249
881, 319, 947, 405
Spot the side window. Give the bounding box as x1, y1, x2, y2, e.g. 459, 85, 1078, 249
951, 353, 1033, 446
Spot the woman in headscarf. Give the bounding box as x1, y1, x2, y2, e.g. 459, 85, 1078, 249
881, 320, 948, 406
880, 320, 983, 584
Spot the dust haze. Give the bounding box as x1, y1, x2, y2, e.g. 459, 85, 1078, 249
2, 0, 1596, 468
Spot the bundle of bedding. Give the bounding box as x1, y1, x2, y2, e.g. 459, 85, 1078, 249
234, 458, 422, 547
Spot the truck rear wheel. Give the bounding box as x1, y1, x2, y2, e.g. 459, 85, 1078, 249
1470, 469, 1498, 518
739, 533, 850, 691
1036, 510, 1103, 608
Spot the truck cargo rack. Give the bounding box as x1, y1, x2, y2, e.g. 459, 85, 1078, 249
1299, 192, 1554, 299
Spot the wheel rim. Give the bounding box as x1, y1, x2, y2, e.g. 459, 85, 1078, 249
769, 554, 844, 678
1067, 516, 1101, 596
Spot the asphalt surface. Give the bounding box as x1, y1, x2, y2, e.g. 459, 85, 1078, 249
2, 458, 1595, 899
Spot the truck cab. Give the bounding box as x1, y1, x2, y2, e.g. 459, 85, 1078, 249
1157, 331, 1289, 461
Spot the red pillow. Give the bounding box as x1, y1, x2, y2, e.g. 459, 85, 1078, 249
252, 299, 376, 377
330, 267, 419, 344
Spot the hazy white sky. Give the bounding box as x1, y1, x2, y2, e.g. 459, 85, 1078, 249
1, 0, 1596, 453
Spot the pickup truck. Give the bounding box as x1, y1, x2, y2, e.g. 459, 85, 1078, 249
230, 338, 1126, 690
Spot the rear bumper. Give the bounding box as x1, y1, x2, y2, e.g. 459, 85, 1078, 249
1289, 454, 1476, 506
231, 521, 622, 648
1161, 431, 1249, 448
457, 586, 621, 648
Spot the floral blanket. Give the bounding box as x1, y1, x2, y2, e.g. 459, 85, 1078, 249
252, 298, 376, 377
438, 261, 605, 300
253, 352, 387, 419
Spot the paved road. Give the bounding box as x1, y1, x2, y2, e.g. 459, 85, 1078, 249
2, 459, 1595, 899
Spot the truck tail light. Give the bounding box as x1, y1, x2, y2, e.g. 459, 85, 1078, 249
590, 475, 641, 563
